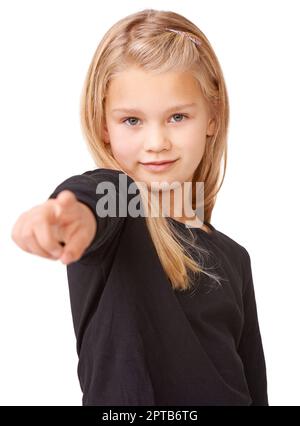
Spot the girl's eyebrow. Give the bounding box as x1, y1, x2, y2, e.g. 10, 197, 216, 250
111, 103, 197, 114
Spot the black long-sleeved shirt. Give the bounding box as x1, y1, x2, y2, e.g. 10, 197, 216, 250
48, 167, 268, 406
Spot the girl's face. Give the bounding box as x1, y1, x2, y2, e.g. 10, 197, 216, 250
103, 66, 215, 187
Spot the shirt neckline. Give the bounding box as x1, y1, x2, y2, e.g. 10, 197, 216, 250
167, 217, 217, 237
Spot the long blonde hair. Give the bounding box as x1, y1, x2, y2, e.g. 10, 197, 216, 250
79, 9, 229, 292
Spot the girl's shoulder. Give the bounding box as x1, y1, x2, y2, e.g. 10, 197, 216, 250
206, 226, 253, 282
82, 167, 135, 185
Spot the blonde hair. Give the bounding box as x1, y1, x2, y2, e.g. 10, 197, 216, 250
79, 9, 229, 292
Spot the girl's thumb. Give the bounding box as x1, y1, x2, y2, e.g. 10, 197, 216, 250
52, 190, 76, 221
56, 190, 76, 206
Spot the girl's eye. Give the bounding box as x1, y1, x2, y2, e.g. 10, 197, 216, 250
122, 113, 188, 127
123, 117, 140, 126
170, 113, 188, 123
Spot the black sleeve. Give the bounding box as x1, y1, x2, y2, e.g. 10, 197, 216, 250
47, 168, 137, 261
237, 248, 269, 406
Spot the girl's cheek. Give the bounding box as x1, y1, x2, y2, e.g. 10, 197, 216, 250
112, 141, 139, 166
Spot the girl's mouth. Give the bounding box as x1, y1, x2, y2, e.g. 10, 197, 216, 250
140, 159, 178, 172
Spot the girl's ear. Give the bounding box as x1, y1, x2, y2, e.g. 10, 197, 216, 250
102, 121, 110, 144
207, 117, 216, 137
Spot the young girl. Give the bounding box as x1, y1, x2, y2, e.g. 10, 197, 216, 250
11, 9, 268, 406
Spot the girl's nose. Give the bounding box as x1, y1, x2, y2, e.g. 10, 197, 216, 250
144, 131, 171, 152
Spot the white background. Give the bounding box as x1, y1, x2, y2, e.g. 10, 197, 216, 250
1, 0, 299, 406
